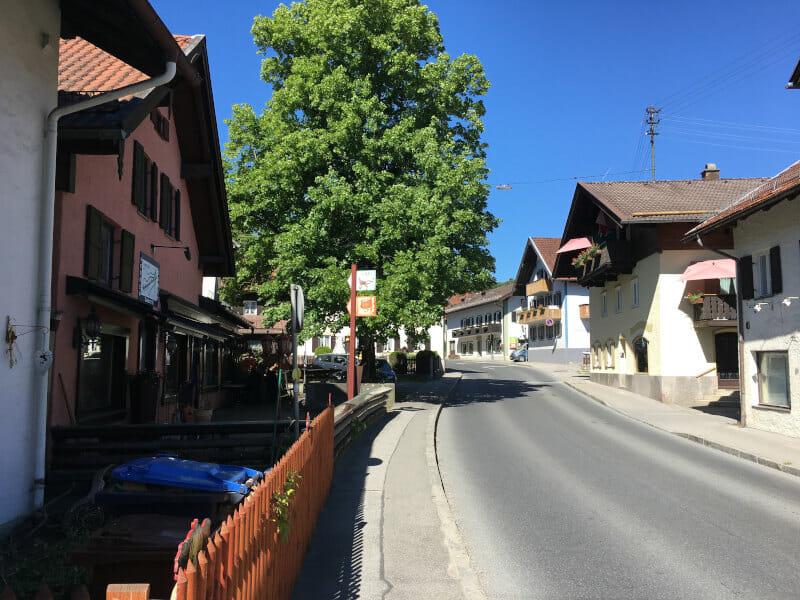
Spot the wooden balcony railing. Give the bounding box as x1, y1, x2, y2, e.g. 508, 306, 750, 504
519, 306, 562, 325
578, 240, 633, 286
579, 304, 590, 319
526, 278, 552, 296
693, 294, 737, 325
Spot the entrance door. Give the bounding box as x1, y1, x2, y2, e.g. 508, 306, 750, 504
715, 332, 739, 389
77, 332, 128, 422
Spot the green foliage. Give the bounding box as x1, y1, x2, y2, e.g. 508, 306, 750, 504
223, 0, 498, 345
314, 345, 332, 355
388, 351, 407, 373
270, 470, 302, 542
350, 416, 366, 437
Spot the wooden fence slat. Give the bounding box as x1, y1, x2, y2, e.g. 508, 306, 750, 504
106, 583, 151, 600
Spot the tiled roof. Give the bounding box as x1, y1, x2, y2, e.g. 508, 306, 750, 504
789, 57, 800, 88
580, 178, 768, 224
685, 160, 800, 238
59, 35, 196, 93
239, 314, 288, 334
445, 283, 515, 313
529, 237, 560, 274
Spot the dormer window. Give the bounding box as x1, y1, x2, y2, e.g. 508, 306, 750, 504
243, 300, 258, 315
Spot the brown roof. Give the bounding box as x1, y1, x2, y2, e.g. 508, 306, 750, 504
685, 160, 800, 239
445, 283, 515, 313
529, 237, 560, 274
580, 178, 768, 224
239, 314, 288, 335
789, 58, 800, 89
59, 35, 196, 93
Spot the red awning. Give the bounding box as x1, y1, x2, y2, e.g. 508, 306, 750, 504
556, 237, 592, 254
678, 259, 736, 282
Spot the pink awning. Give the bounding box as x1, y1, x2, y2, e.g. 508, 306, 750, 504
556, 237, 592, 254
678, 259, 736, 282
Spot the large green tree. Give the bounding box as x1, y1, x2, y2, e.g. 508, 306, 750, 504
224, 0, 498, 355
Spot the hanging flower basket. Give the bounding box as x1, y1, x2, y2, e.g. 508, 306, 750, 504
685, 291, 704, 304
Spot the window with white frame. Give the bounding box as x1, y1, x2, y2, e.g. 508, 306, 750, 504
243, 300, 258, 315
631, 279, 639, 307
615, 287, 622, 313
758, 352, 790, 407
320, 335, 332, 348
601, 292, 607, 317
606, 341, 615, 368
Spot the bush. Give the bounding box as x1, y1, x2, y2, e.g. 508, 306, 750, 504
314, 346, 332, 355
416, 350, 436, 375
389, 351, 407, 374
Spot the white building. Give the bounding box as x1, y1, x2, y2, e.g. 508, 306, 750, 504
513, 237, 590, 362
553, 169, 766, 406
686, 160, 800, 436
445, 283, 525, 359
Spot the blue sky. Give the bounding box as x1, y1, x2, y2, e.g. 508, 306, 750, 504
152, 0, 800, 282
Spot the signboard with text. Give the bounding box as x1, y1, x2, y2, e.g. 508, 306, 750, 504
348, 270, 377, 291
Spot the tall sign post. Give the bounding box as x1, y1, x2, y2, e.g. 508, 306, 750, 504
347, 265, 357, 400
290, 284, 304, 439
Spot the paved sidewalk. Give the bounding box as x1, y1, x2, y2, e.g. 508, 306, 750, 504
526, 361, 800, 478
292, 373, 480, 600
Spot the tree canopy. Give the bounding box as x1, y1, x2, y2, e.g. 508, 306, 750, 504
224, 0, 498, 343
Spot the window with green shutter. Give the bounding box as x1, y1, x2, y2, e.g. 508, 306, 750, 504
173, 189, 181, 240
131, 141, 147, 213
84, 205, 102, 279
149, 163, 159, 220
119, 229, 135, 293
159, 173, 171, 231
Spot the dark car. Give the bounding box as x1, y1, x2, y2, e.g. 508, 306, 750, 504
376, 358, 397, 383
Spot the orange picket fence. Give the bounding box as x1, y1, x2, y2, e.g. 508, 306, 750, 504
168, 406, 334, 600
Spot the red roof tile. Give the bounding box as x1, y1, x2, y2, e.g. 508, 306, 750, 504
685, 160, 800, 238
529, 237, 560, 274
59, 35, 196, 93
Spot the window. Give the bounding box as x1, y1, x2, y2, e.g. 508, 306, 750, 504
758, 352, 790, 407
631, 279, 639, 307
84, 205, 135, 293
243, 301, 258, 315
553, 292, 562, 306
77, 329, 128, 422
592, 344, 601, 369
477, 314, 482, 326
531, 326, 537, 341
150, 109, 170, 141
744, 247, 782, 300
538, 325, 545, 339
511, 311, 517, 323
601, 292, 607, 317
98, 221, 114, 286
138, 320, 158, 372
554, 322, 562, 338
633, 337, 648, 373
615, 287, 622, 313
605, 341, 615, 368
320, 335, 331, 348
159, 174, 181, 239
131, 141, 151, 216
204, 339, 219, 387
546, 325, 554, 339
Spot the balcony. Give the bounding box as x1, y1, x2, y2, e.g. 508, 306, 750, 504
519, 306, 562, 325
578, 241, 633, 287
692, 294, 737, 327
579, 304, 590, 319
526, 278, 552, 296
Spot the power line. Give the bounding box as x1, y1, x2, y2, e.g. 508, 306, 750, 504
494, 169, 652, 188
662, 115, 800, 135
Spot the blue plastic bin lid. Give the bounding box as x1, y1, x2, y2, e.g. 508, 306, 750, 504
110, 455, 263, 494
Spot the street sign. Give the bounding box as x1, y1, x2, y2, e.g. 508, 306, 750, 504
545, 318, 554, 326
290, 284, 304, 331
347, 269, 377, 291
346, 295, 377, 317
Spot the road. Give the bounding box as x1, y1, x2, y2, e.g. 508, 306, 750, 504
436, 360, 800, 599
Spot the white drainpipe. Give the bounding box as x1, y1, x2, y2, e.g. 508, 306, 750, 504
31, 62, 177, 510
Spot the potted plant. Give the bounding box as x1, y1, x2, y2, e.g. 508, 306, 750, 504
685, 290, 704, 304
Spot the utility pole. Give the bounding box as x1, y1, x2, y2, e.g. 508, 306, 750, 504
646, 105, 661, 181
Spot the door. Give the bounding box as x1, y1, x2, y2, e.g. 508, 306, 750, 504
714, 332, 739, 389
77, 332, 128, 423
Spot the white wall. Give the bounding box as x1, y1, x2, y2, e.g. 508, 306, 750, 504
0, 0, 61, 531
563, 281, 590, 349
734, 200, 800, 436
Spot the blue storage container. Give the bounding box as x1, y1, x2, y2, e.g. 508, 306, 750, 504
110, 456, 262, 494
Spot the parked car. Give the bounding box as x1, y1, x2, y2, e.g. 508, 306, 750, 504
376, 358, 397, 383
312, 353, 349, 380
510, 347, 528, 362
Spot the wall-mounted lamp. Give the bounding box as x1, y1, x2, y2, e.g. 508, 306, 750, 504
73, 307, 101, 348
753, 302, 770, 313
151, 243, 191, 261
782, 296, 799, 307
165, 331, 178, 354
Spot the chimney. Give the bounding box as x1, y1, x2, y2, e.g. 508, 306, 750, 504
700, 163, 720, 180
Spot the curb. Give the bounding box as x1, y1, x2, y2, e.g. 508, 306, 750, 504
425, 374, 487, 600
562, 379, 800, 480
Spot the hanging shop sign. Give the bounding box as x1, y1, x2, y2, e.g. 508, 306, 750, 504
346, 295, 377, 317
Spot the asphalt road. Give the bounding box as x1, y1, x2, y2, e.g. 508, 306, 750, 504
436, 360, 800, 599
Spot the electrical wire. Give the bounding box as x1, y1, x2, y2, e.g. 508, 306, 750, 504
495, 169, 652, 187
662, 116, 800, 135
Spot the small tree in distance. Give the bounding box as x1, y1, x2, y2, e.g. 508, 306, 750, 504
223, 0, 498, 371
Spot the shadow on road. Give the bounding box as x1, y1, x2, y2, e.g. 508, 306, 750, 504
445, 378, 551, 406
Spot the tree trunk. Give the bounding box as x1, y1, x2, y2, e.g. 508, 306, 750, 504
360, 335, 377, 382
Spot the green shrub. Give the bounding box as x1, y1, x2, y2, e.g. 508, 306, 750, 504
389, 351, 407, 374
416, 350, 435, 374
314, 346, 332, 355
